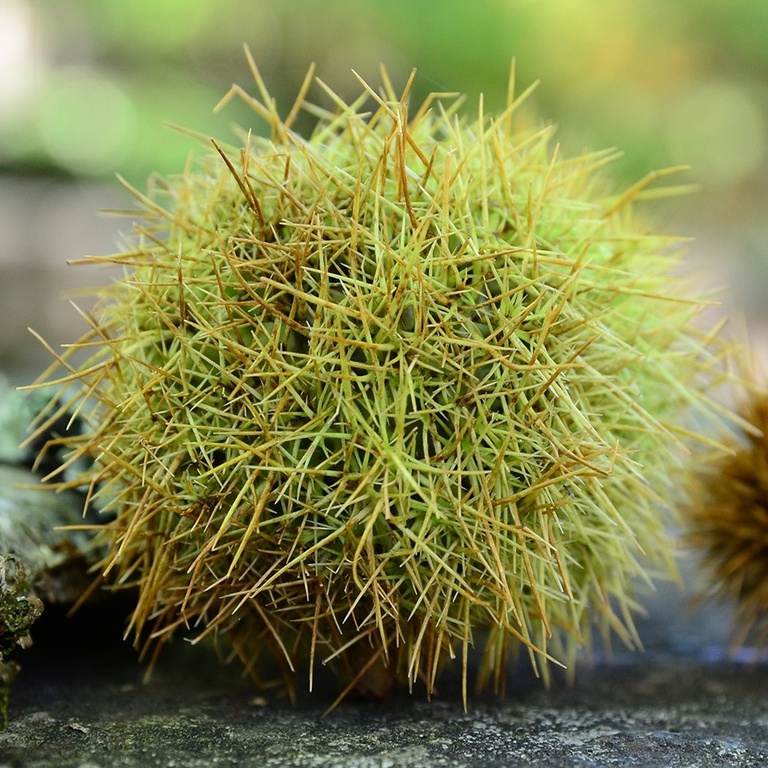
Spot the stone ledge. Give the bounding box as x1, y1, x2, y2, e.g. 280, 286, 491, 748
2, 606, 767, 768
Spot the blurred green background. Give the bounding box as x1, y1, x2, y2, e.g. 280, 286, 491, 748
2, 0, 768, 378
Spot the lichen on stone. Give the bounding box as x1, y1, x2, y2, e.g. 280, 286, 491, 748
0, 554, 43, 728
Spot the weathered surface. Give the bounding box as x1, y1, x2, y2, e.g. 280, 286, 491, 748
0, 556, 43, 730
0, 376, 96, 609
2, 382, 767, 766
2, 603, 768, 768
0, 465, 94, 607
0, 462, 97, 727
0, 378, 100, 732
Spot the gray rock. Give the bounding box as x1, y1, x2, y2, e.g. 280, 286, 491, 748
2, 381, 765, 766
0, 555, 43, 730
0, 464, 94, 607
2, 636, 768, 767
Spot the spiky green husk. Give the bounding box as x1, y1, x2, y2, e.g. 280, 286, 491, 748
687, 391, 768, 644
35, 63, 730, 702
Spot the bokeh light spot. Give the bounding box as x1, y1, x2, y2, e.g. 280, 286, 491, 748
0, 0, 36, 112
666, 80, 766, 185
37, 70, 136, 176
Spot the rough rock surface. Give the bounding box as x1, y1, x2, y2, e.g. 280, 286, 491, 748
1, 388, 767, 767
0, 555, 43, 730
1, 599, 767, 768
